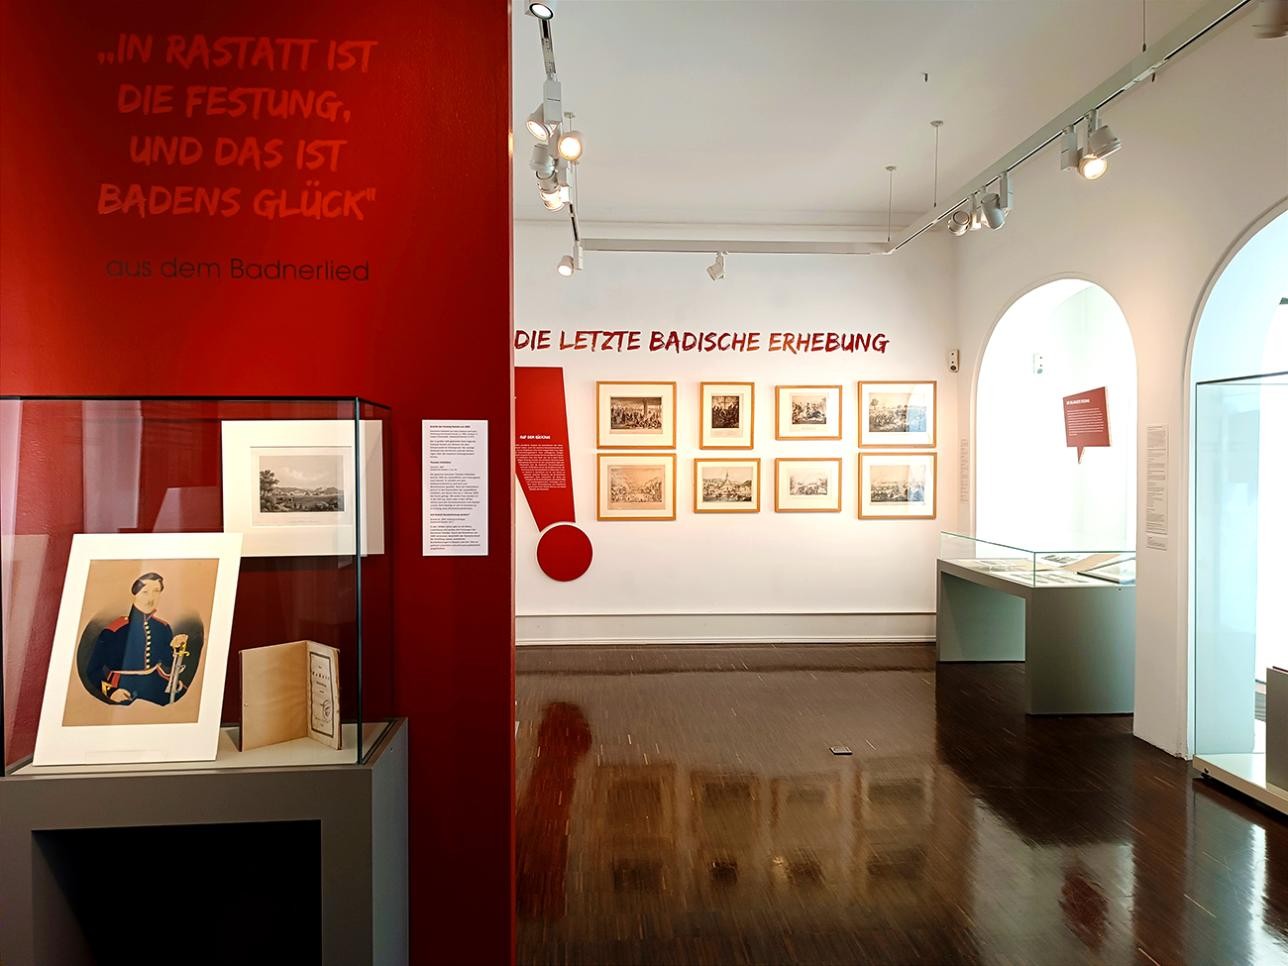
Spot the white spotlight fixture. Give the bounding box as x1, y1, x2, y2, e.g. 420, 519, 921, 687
706, 252, 726, 281
557, 254, 575, 277
556, 116, 584, 163
946, 207, 971, 237
1061, 110, 1120, 181
980, 171, 1011, 230
527, 2, 555, 20
525, 105, 552, 143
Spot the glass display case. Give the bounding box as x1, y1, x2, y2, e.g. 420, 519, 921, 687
939, 532, 1135, 588
1193, 371, 1288, 811
0, 396, 394, 775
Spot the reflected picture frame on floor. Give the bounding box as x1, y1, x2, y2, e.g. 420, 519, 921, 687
693, 458, 760, 513
699, 381, 755, 449
858, 380, 936, 448
775, 385, 843, 440
857, 452, 937, 520
596, 381, 677, 449
597, 452, 677, 520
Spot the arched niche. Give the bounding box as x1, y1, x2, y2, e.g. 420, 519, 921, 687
976, 279, 1137, 550
1189, 205, 1288, 759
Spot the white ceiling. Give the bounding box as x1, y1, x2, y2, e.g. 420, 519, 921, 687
512, 0, 1207, 226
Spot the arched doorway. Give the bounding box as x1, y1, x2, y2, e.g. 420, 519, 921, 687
1189, 205, 1288, 768
976, 279, 1137, 550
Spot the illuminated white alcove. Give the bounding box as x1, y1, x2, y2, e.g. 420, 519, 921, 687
976, 279, 1137, 551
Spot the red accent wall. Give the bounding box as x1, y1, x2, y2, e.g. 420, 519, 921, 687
0, 3, 514, 964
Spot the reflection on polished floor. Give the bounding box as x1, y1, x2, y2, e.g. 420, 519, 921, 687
516, 645, 1288, 965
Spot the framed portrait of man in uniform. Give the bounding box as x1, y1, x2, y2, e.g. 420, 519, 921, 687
33, 532, 243, 766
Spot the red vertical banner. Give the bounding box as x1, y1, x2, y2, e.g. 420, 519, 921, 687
1063, 386, 1111, 463
515, 367, 592, 580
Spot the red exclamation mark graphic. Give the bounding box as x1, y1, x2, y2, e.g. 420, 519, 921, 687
515, 366, 593, 581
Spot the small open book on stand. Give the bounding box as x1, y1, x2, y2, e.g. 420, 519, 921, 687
241, 640, 341, 751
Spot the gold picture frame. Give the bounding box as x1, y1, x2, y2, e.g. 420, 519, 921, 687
774, 457, 843, 512
597, 453, 677, 521
775, 385, 843, 440
693, 458, 761, 513
857, 380, 937, 448
596, 381, 677, 449
857, 452, 937, 520
699, 381, 755, 449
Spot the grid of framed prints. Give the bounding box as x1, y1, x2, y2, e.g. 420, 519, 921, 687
597, 453, 677, 520
858, 381, 936, 448
775, 385, 842, 440
597, 381, 677, 449
699, 381, 754, 449
589, 379, 938, 522
774, 458, 842, 512
858, 452, 937, 519
694, 458, 760, 513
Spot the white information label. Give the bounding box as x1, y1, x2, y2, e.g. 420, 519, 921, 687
423, 420, 489, 556
1145, 424, 1168, 551
959, 437, 970, 503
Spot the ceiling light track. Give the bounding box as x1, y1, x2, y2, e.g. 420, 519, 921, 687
894, 0, 1256, 253
524, 1, 586, 278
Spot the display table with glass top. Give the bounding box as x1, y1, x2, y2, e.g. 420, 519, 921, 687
937, 533, 1136, 715
0, 396, 406, 966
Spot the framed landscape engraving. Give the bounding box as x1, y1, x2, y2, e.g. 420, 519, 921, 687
597, 381, 677, 449
858, 452, 937, 519
597, 453, 677, 520
221, 419, 385, 557
774, 457, 842, 512
776, 385, 842, 440
33, 531, 243, 766
699, 381, 755, 449
858, 381, 936, 448
694, 458, 760, 513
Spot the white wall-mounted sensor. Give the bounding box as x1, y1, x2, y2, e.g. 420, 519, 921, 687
948, 350, 960, 373
1033, 352, 1046, 375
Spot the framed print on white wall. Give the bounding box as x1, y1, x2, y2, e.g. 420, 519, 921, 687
858, 381, 937, 448
699, 382, 755, 449
597, 453, 677, 520
775, 385, 842, 440
774, 457, 842, 512
221, 419, 385, 557
33, 531, 243, 766
596, 381, 677, 449
858, 452, 937, 519
694, 458, 760, 513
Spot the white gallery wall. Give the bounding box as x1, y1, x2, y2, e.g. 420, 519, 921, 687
515, 224, 958, 643
953, 10, 1288, 756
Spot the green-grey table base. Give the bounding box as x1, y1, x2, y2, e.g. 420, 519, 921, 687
937, 560, 1136, 715
0, 717, 408, 966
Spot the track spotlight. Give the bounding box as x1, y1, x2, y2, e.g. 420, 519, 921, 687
980, 172, 1011, 230
525, 105, 553, 143
1258, 0, 1288, 38
946, 208, 971, 237
557, 129, 584, 163
1078, 154, 1108, 180
557, 254, 575, 277
530, 143, 556, 180
980, 193, 1005, 229
706, 252, 726, 281
527, 2, 555, 20
1061, 111, 1120, 180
